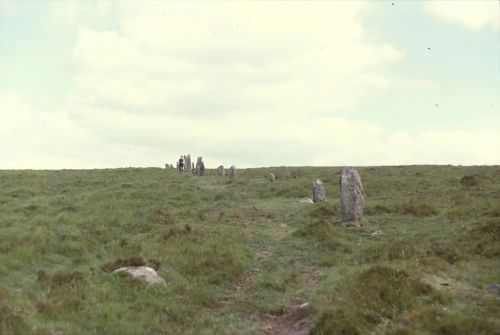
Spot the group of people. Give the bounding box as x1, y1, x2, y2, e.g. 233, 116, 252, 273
177, 155, 193, 173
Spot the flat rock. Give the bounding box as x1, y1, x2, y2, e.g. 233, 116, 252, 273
297, 198, 314, 204
113, 266, 166, 285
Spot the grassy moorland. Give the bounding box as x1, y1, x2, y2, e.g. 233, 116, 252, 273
0, 165, 499, 335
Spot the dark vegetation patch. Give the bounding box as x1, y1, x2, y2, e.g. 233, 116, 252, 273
311, 266, 441, 335
309, 204, 340, 218
397, 201, 439, 217
0, 288, 30, 335
161, 224, 193, 241
294, 220, 352, 253
150, 208, 176, 225
50, 270, 84, 288
387, 307, 497, 335
460, 175, 479, 187
459, 218, 500, 258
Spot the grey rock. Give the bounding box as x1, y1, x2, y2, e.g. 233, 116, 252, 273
186, 154, 192, 172
486, 283, 500, 295
297, 198, 314, 204
113, 266, 166, 285
228, 165, 237, 178
217, 165, 225, 177
313, 178, 326, 203
195, 157, 205, 176
268, 173, 276, 182
339, 167, 364, 226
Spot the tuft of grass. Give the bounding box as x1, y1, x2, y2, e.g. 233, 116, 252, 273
294, 220, 352, 253
0, 287, 30, 335
311, 266, 441, 334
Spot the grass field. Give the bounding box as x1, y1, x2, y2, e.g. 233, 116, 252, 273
0, 165, 499, 335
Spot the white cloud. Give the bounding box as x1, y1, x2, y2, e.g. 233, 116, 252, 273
67, 1, 403, 117
425, 0, 499, 31
1, 1, 498, 169
0, 0, 16, 15
2, 92, 498, 168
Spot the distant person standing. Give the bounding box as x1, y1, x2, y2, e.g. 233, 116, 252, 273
178, 156, 185, 172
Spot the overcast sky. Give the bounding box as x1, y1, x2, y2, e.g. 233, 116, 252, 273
0, 0, 499, 169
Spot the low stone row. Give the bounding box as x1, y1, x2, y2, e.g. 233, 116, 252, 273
311, 167, 364, 227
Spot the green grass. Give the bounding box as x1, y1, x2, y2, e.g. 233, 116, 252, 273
0, 166, 499, 334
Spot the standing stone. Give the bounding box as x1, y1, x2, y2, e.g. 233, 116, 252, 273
195, 157, 205, 176
268, 173, 276, 182
218, 165, 225, 177
312, 178, 326, 203
339, 167, 364, 226
186, 155, 192, 172
165, 164, 168, 169
228, 166, 237, 178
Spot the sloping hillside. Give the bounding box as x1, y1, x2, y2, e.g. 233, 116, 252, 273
0, 166, 498, 334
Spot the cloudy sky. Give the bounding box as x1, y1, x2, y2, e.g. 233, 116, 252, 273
0, 0, 498, 169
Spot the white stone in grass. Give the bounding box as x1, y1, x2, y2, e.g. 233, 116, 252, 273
113, 266, 166, 285
297, 198, 314, 204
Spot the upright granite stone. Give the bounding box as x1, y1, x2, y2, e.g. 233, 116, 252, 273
195, 157, 205, 176
339, 167, 364, 226
313, 178, 326, 203
186, 155, 192, 172
228, 166, 237, 178
268, 173, 276, 182
217, 165, 225, 177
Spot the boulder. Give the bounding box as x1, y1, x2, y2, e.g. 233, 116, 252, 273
186, 155, 192, 172
339, 167, 364, 226
312, 178, 326, 203
113, 266, 166, 285
228, 165, 237, 178
195, 157, 205, 176
217, 165, 225, 177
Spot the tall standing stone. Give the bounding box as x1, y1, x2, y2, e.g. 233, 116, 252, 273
268, 173, 276, 182
195, 157, 205, 176
313, 178, 326, 203
228, 166, 237, 178
186, 155, 192, 172
217, 165, 225, 177
339, 167, 364, 226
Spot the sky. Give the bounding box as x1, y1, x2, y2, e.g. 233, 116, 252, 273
0, 0, 499, 169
